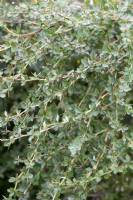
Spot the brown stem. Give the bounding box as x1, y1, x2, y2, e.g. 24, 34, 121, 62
19, 28, 42, 38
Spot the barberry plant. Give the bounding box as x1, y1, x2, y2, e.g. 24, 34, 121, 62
0, 0, 133, 199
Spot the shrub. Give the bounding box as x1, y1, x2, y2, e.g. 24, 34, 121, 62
0, 0, 133, 199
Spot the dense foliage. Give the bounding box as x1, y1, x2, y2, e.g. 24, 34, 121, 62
0, 0, 133, 199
